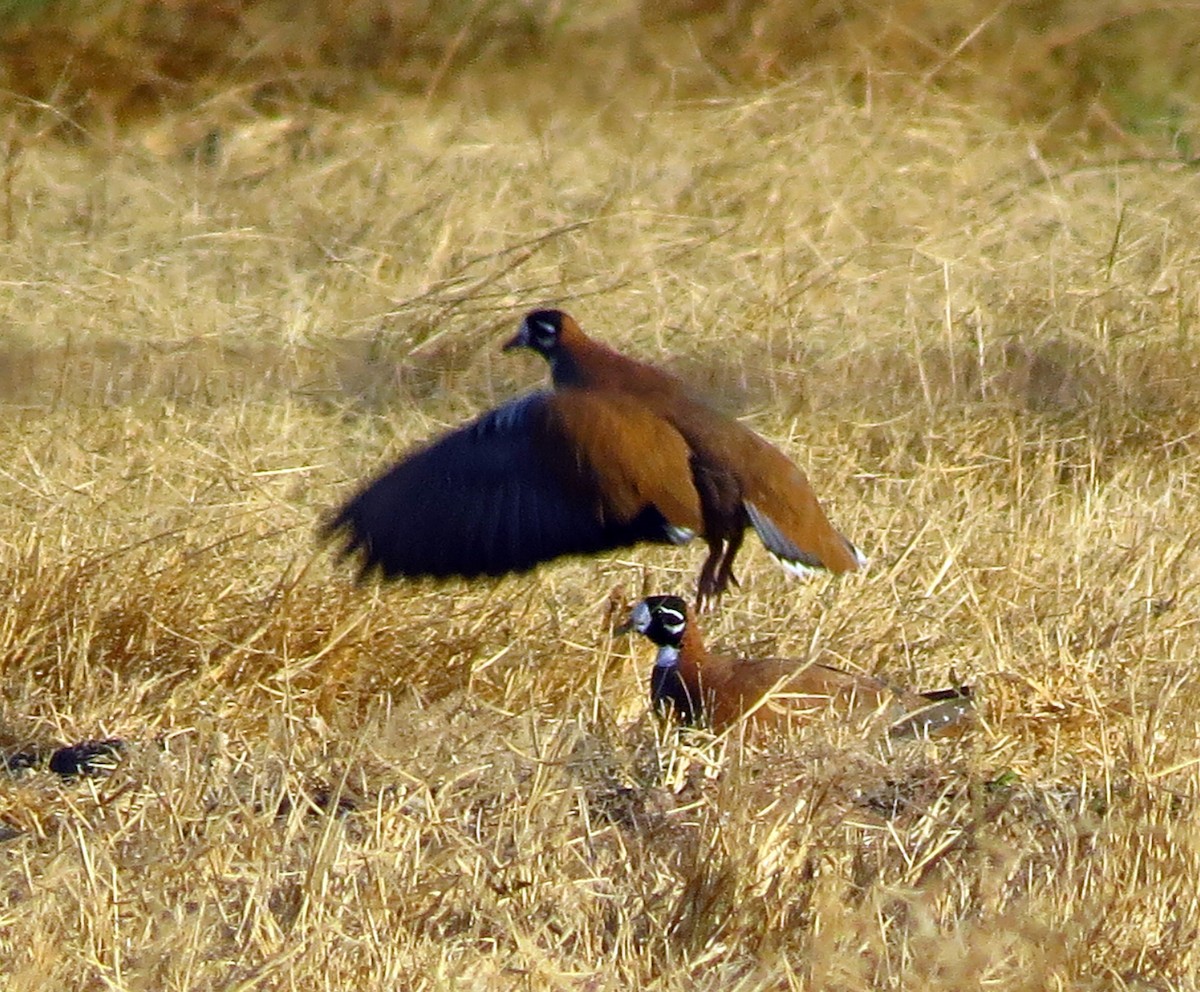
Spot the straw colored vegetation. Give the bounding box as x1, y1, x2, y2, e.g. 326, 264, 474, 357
3, 0, 1200, 149
2, 13, 1200, 990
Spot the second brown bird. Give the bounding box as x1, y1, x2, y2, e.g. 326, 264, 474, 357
623, 595, 973, 737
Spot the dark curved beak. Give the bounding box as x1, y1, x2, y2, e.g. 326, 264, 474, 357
501, 320, 530, 352
612, 617, 635, 636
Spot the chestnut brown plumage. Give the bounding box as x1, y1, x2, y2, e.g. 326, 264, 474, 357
325, 390, 702, 581
624, 595, 973, 737
325, 308, 863, 604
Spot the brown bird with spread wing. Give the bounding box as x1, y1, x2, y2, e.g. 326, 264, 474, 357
325, 309, 864, 606
623, 595, 972, 737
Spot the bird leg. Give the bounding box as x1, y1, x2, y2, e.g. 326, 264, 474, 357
695, 537, 726, 612
695, 528, 747, 611
711, 528, 744, 598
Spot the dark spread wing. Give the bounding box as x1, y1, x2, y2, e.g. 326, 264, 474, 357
323, 391, 688, 581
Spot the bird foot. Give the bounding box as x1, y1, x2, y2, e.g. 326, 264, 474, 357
695, 570, 738, 613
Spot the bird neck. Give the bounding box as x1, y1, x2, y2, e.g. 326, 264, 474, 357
671, 624, 727, 719
654, 644, 681, 669
552, 332, 678, 396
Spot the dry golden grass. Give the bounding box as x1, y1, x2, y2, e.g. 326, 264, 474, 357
2, 81, 1200, 989
3, 0, 1199, 153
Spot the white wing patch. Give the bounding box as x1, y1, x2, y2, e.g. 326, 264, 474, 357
745, 501, 824, 572
771, 554, 825, 580
664, 525, 695, 545
746, 500, 868, 576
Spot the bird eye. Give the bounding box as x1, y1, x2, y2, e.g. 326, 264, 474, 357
532, 320, 558, 346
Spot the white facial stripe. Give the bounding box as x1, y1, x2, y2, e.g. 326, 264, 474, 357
655, 605, 686, 636
533, 320, 557, 336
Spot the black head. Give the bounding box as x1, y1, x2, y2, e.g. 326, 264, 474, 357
626, 595, 690, 648
503, 309, 565, 357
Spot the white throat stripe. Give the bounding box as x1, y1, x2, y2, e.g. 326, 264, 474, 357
655, 645, 680, 669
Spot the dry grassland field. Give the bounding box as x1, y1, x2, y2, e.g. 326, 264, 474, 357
2, 6, 1200, 990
